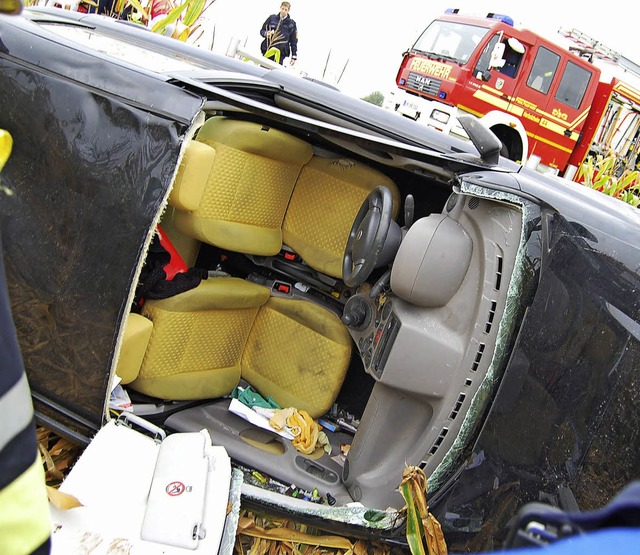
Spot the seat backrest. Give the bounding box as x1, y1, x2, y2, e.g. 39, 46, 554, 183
170, 117, 314, 256
282, 156, 401, 278
129, 277, 271, 400
241, 296, 352, 418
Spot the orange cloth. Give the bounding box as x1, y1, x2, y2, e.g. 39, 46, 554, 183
269, 407, 331, 455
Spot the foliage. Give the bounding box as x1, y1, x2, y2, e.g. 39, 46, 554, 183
38, 426, 83, 487
576, 153, 640, 207
361, 91, 385, 107
21, 0, 213, 42
398, 466, 448, 555
235, 510, 402, 555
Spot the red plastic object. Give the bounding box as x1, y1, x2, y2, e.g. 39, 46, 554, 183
157, 225, 188, 280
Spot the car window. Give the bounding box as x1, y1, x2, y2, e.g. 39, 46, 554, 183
474, 34, 500, 76
498, 38, 525, 78
527, 46, 560, 94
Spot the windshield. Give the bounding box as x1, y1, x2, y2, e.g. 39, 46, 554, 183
412, 20, 488, 64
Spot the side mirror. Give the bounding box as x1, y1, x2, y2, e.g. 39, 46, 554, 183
0, 0, 22, 14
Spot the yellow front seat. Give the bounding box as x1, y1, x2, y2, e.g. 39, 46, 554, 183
125, 118, 356, 415
282, 155, 401, 278
125, 278, 351, 417
242, 297, 352, 418
170, 117, 314, 256
130, 278, 270, 400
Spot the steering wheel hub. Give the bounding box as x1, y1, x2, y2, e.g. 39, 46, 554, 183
342, 186, 400, 287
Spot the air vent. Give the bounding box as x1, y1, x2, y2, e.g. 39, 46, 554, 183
471, 343, 485, 371
484, 300, 497, 333
429, 428, 449, 455
495, 255, 504, 290
449, 393, 467, 420
468, 197, 480, 210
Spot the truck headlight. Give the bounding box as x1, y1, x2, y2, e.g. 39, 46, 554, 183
431, 109, 450, 124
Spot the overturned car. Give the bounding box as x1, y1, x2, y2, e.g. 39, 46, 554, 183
1, 7, 640, 552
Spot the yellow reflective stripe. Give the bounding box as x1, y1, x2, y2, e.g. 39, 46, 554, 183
472, 89, 510, 110
473, 87, 589, 133
540, 118, 579, 141
0, 457, 50, 555
526, 131, 573, 154
535, 106, 589, 129
569, 109, 590, 131
506, 104, 524, 117
613, 81, 640, 106
457, 104, 483, 117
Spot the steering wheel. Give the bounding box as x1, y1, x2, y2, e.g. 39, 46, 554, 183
342, 186, 394, 287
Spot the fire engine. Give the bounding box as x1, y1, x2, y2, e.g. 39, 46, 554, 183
386, 9, 640, 179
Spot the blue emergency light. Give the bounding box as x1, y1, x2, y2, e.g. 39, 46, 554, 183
444, 8, 514, 26
486, 13, 514, 26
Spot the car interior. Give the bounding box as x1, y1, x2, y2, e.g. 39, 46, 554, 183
112, 110, 524, 512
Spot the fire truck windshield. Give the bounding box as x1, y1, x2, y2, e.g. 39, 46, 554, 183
412, 20, 488, 65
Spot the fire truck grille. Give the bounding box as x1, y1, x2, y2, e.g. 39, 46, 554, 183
407, 72, 441, 96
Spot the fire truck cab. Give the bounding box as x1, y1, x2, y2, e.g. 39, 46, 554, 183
389, 10, 601, 176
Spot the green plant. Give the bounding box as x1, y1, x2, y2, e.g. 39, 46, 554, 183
575, 153, 640, 207
149, 0, 209, 41
361, 91, 385, 107
22, 0, 214, 42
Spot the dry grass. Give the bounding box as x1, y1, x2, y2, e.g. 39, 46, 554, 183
37, 426, 84, 488
234, 510, 407, 555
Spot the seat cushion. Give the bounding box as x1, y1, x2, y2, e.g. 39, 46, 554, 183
241, 297, 352, 418
282, 156, 400, 278
130, 278, 270, 400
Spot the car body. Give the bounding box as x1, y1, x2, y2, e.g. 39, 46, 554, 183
1, 7, 640, 551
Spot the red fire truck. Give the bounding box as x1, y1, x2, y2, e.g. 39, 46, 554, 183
386, 10, 640, 179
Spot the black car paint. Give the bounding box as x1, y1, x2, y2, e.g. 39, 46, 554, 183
1, 9, 640, 551
0, 14, 204, 439
434, 171, 640, 549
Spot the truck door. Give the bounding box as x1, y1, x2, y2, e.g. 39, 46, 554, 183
515, 45, 595, 172
466, 33, 524, 117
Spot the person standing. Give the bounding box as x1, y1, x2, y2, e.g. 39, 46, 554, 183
259, 2, 298, 66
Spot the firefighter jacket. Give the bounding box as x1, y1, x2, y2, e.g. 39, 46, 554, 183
0, 233, 51, 555
260, 13, 298, 61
